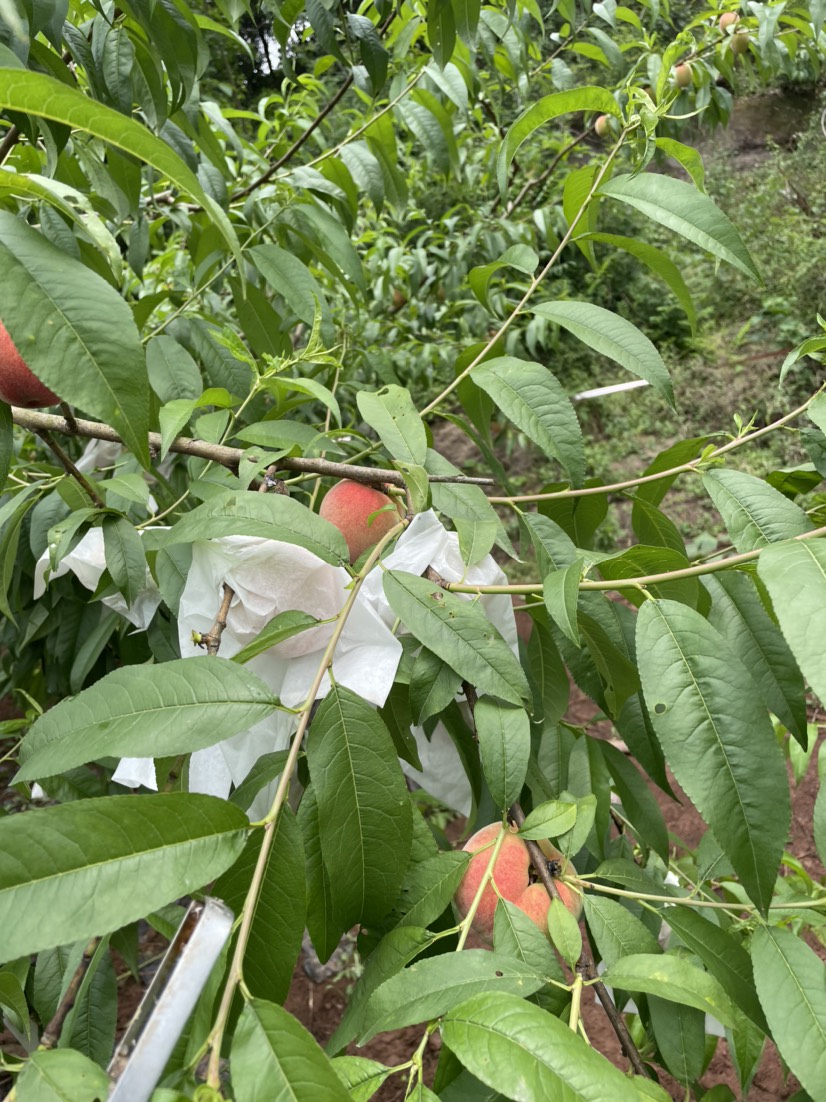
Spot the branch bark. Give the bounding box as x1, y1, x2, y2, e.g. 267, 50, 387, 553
39, 939, 99, 1050
10, 407, 494, 487
507, 803, 648, 1078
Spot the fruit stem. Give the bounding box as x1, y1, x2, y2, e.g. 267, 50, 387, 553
455, 825, 509, 952
568, 974, 584, 1033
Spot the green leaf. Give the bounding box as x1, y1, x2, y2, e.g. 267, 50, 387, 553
471, 358, 584, 487
214, 808, 304, 1003
475, 697, 530, 810
442, 992, 643, 1101
231, 998, 351, 1102
15, 658, 278, 782
543, 560, 583, 646
159, 492, 349, 565
493, 900, 565, 985
64, 938, 116, 1066
533, 301, 674, 408
525, 612, 569, 725
582, 895, 661, 967
102, 515, 146, 608
580, 232, 697, 332
0, 401, 12, 488
232, 611, 321, 665
0, 970, 31, 1041
522, 513, 578, 572
703, 469, 814, 552
0, 794, 248, 960
663, 909, 767, 1032
332, 1055, 392, 1101
0, 213, 150, 466
602, 953, 737, 1026
599, 741, 669, 862
427, 0, 456, 69
546, 897, 581, 969
146, 335, 203, 403
654, 137, 706, 190
230, 750, 291, 812
599, 545, 699, 608
0, 69, 238, 260
307, 687, 412, 930
649, 996, 706, 1085
518, 799, 577, 841
383, 571, 530, 706
356, 384, 427, 466
600, 173, 760, 282
469, 245, 538, 313
249, 245, 331, 332
327, 926, 436, 1053
409, 647, 463, 725
498, 88, 621, 195
752, 925, 826, 1102
637, 599, 789, 913
358, 951, 547, 1043
758, 538, 826, 708
15, 1049, 111, 1102
704, 571, 807, 745
396, 850, 470, 929
297, 784, 339, 965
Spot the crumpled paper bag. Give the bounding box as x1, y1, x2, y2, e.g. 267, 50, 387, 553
36, 510, 520, 815
34, 527, 162, 630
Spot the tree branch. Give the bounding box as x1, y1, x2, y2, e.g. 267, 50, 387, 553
35, 429, 106, 509
507, 804, 647, 1078
39, 939, 99, 1050
10, 407, 494, 487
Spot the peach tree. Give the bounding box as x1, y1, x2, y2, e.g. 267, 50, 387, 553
0, 1, 825, 1099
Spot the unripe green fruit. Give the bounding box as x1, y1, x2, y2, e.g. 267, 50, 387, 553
319, 479, 399, 563
594, 115, 611, 139
0, 321, 60, 408
453, 822, 582, 945
730, 29, 750, 53
673, 63, 692, 88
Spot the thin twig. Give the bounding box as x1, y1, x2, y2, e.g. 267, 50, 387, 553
36, 429, 106, 509
0, 125, 20, 166
10, 407, 494, 487
256, 464, 288, 495
59, 402, 78, 433
197, 583, 235, 657
507, 804, 647, 1077
500, 127, 592, 216
40, 939, 99, 1050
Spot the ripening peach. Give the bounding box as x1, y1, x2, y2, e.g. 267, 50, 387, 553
319, 479, 400, 563
0, 320, 60, 408
673, 63, 692, 88
453, 822, 581, 945
719, 11, 739, 31
594, 114, 611, 139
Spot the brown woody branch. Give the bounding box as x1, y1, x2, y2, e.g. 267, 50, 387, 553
40, 939, 99, 1050
10, 407, 494, 488
507, 803, 648, 1078
197, 582, 235, 657
35, 429, 106, 509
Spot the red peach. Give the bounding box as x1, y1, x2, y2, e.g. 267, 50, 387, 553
719, 11, 739, 31
454, 823, 581, 945
0, 320, 60, 408
319, 479, 399, 563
